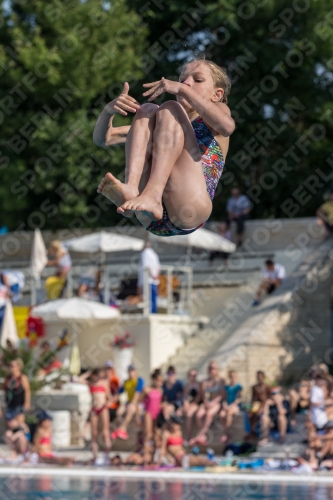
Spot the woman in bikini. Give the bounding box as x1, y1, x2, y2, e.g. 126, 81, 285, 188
81, 368, 112, 463
95, 57, 234, 236
158, 415, 216, 467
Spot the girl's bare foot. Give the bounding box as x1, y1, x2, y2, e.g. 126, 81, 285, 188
118, 193, 163, 221
97, 173, 139, 218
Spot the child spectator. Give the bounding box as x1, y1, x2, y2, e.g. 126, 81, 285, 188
142, 370, 163, 464
260, 386, 290, 444
112, 364, 145, 441
161, 366, 184, 421
158, 415, 216, 467
33, 413, 74, 466
310, 372, 328, 432
219, 370, 242, 443
247, 370, 271, 438
182, 369, 202, 443
104, 360, 119, 424
4, 413, 30, 458
190, 361, 225, 446
80, 368, 111, 463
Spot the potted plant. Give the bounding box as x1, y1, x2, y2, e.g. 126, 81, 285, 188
110, 332, 135, 383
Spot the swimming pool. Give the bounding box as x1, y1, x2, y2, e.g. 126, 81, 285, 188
2, 476, 333, 500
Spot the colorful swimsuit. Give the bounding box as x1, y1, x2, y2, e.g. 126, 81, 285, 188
146, 116, 225, 237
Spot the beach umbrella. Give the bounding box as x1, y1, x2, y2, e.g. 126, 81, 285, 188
150, 227, 236, 253
30, 228, 48, 279
31, 298, 120, 321
1, 299, 19, 348
63, 231, 144, 254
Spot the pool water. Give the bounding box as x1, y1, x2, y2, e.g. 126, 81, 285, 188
2, 477, 333, 500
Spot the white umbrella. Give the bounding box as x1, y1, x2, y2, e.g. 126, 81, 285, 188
1, 299, 19, 348
150, 227, 236, 253
30, 228, 48, 279
63, 231, 144, 253
31, 298, 120, 321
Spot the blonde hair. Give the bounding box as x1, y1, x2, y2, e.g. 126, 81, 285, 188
13, 358, 24, 371
181, 56, 231, 104
49, 240, 63, 257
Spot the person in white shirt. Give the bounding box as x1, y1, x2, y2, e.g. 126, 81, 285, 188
253, 259, 286, 306
1, 270, 25, 303
310, 373, 328, 431
137, 242, 160, 313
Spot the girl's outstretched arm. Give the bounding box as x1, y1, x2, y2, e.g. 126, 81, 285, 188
93, 82, 140, 147
143, 78, 234, 137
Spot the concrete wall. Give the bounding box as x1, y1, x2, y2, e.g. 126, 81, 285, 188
43, 314, 207, 381
0, 218, 325, 265
199, 239, 333, 396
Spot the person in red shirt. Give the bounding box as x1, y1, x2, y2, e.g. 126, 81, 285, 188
104, 361, 119, 423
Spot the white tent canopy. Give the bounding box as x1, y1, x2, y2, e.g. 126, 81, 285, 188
31, 298, 120, 321
150, 227, 236, 253
63, 231, 144, 253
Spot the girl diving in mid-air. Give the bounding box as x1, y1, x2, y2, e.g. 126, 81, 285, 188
94, 57, 235, 237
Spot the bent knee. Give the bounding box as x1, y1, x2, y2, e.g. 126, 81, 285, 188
136, 102, 159, 119
157, 100, 185, 117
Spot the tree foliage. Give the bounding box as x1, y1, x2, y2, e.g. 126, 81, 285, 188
0, 0, 147, 230
1, 0, 333, 229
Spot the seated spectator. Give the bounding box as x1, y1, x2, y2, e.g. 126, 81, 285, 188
310, 372, 329, 433
182, 369, 202, 443
247, 370, 271, 438
111, 364, 145, 441
190, 361, 225, 446
39, 341, 62, 375
208, 221, 233, 266
46, 240, 72, 300
219, 370, 242, 443
78, 266, 102, 300
4, 413, 30, 458
46, 240, 72, 279
260, 386, 290, 444
104, 360, 119, 424
317, 190, 333, 236
161, 366, 184, 421
33, 412, 74, 466
253, 259, 286, 306
0, 270, 25, 303
288, 378, 311, 426
158, 415, 216, 468
226, 187, 251, 248
142, 370, 163, 464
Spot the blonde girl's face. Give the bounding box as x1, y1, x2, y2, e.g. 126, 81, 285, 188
177, 62, 223, 110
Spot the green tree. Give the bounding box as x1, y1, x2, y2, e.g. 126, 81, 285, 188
0, 0, 147, 230
127, 0, 333, 221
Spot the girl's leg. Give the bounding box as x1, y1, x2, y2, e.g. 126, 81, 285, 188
185, 403, 198, 441
100, 409, 111, 452
98, 103, 158, 211
143, 412, 153, 464
90, 413, 99, 460
198, 403, 220, 439
119, 101, 212, 229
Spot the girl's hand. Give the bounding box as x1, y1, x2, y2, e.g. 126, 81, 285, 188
143, 77, 182, 101
105, 82, 141, 116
